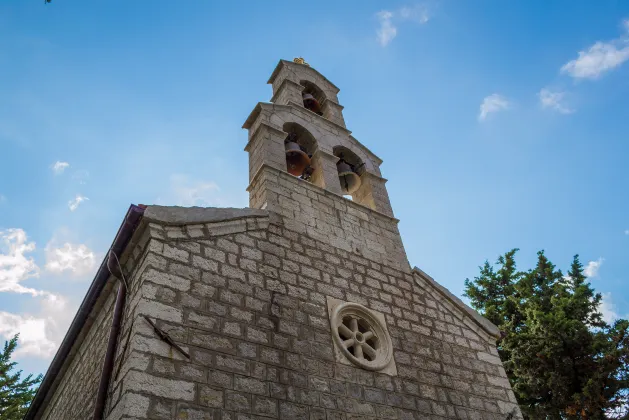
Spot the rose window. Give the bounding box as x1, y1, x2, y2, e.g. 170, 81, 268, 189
330, 302, 394, 371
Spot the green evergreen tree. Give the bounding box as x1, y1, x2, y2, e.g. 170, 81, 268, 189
0, 334, 42, 419
465, 251, 629, 419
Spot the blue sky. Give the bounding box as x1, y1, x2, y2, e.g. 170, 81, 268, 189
1, 1, 628, 377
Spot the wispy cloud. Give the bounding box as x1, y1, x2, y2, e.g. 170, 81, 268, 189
561, 18, 629, 80
538, 88, 574, 114
376, 11, 397, 47
51, 161, 69, 175
376, 4, 430, 47
166, 174, 221, 207
584, 257, 604, 278
71, 169, 89, 185
478, 94, 509, 121
45, 242, 96, 277
399, 4, 430, 23
624, 229, 629, 235
68, 194, 89, 211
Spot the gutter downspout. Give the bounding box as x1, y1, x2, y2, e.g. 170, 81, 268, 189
92, 204, 145, 420
22, 204, 145, 420
92, 280, 126, 420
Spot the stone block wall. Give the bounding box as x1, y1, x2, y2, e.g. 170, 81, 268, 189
249, 166, 407, 271
104, 204, 521, 420
39, 289, 116, 420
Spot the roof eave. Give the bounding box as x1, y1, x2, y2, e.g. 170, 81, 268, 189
24, 204, 146, 420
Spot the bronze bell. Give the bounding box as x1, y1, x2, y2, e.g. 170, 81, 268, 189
285, 141, 311, 176
302, 93, 322, 115
337, 159, 361, 194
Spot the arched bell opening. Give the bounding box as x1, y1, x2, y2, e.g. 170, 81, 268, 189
300, 81, 325, 117
333, 146, 365, 198
282, 122, 318, 182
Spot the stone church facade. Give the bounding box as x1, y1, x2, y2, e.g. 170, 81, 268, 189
25, 59, 523, 420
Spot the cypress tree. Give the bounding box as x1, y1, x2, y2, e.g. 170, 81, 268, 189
465, 251, 629, 419
0, 335, 42, 420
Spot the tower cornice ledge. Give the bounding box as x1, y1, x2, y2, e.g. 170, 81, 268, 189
267, 59, 340, 93
143, 205, 268, 226
243, 102, 351, 136
247, 163, 400, 224
243, 102, 383, 166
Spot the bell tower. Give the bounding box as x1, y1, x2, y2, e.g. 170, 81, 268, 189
243, 57, 405, 269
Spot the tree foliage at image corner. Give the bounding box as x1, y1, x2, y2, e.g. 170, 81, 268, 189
465, 249, 629, 419
0, 334, 42, 420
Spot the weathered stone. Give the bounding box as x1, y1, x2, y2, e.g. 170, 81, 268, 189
199, 386, 224, 408
32, 61, 521, 420
125, 371, 195, 401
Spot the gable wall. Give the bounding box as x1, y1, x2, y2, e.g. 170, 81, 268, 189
109, 207, 522, 419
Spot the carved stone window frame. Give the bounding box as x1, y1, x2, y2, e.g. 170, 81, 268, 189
327, 296, 397, 376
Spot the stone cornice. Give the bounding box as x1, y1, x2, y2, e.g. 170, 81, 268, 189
243, 102, 384, 169
143, 206, 269, 227
247, 164, 400, 224
267, 59, 340, 93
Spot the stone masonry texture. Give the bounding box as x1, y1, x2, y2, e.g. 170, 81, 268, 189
31, 59, 522, 420
100, 200, 521, 420
39, 287, 116, 419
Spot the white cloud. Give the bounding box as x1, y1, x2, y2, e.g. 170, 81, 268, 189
560, 19, 629, 79
376, 11, 397, 47
0, 229, 42, 296
478, 94, 509, 121
0, 294, 74, 358
399, 4, 430, 24
584, 257, 604, 278
71, 169, 90, 185
68, 194, 89, 211
0, 194, 6, 203
538, 88, 575, 114
45, 242, 96, 277
168, 174, 221, 207
0, 312, 56, 358
624, 229, 629, 235
599, 292, 619, 324
51, 161, 69, 175
0, 229, 80, 359
376, 4, 430, 47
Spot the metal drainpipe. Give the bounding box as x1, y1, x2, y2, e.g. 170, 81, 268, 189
91, 205, 145, 420
92, 278, 126, 420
